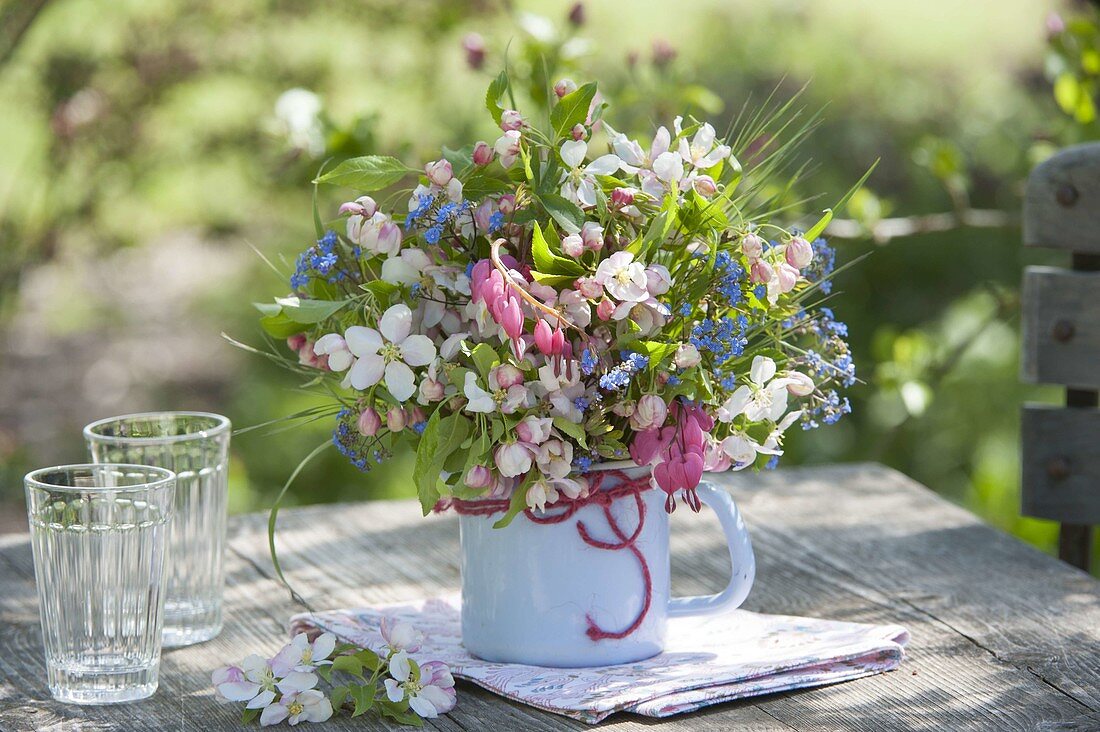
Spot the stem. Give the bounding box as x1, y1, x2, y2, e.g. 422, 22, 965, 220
488, 237, 577, 329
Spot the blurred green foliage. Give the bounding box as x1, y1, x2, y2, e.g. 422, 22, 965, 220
1, 0, 1096, 567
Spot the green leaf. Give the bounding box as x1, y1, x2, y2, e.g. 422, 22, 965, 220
550, 82, 597, 138
314, 155, 410, 190
485, 70, 509, 124
330, 685, 349, 712
805, 160, 879, 241
273, 296, 349, 324
531, 221, 585, 275
350, 682, 377, 717
378, 699, 424, 727
493, 473, 533, 529
331, 654, 365, 679
469, 343, 499, 380
552, 417, 588, 449
629, 340, 680, 370
414, 413, 471, 514
253, 301, 282, 317
531, 270, 579, 287
537, 192, 585, 234
260, 312, 307, 339
362, 280, 399, 301
242, 707, 261, 724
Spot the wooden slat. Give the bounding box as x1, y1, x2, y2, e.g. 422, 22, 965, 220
1021, 404, 1100, 525
2, 464, 1100, 730
1024, 142, 1100, 252
1021, 266, 1100, 389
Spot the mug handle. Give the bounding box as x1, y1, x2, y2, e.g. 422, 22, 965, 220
667, 480, 756, 618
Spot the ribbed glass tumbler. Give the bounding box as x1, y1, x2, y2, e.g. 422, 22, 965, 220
25, 464, 176, 704
85, 412, 231, 647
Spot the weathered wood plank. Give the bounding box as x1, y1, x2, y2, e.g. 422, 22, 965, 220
1024, 142, 1100, 253
2, 464, 1099, 731
1021, 266, 1100, 389
1021, 404, 1100, 525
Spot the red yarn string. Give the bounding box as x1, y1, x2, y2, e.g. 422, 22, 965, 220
445, 469, 654, 642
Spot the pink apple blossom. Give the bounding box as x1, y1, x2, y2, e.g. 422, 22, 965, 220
554, 78, 578, 97
424, 159, 453, 186
561, 233, 584, 258
785, 236, 813, 269
494, 130, 521, 168
630, 394, 668, 431
500, 109, 524, 131
386, 407, 407, 432
472, 141, 494, 166
742, 233, 764, 261
357, 407, 381, 436
495, 441, 533, 477
750, 259, 774, 285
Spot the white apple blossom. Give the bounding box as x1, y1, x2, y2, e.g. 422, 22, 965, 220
259, 689, 333, 727
536, 439, 573, 479
495, 441, 533, 477
341, 304, 436, 401
718, 356, 790, 422
594, 251, 648, 302
380, 617, 423, 653
463, 371, 527, 414
677, 122, 732, 171
384, 652, 456, 719
721, 410, 803, 468
494, 130, 521, 168
270, 632, 336, 675
313, 334, 353, 371
348, 211, 402, 257
558, 140, 622, 208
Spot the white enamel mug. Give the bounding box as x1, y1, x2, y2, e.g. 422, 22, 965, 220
459, 465, 755, 667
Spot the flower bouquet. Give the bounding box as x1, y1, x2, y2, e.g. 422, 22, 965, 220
250, 70, 864, 667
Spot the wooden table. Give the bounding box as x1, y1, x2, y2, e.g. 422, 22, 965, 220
2, 464, 1099, 731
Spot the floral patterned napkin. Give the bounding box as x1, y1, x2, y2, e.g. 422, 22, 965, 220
289, 594, 908, 724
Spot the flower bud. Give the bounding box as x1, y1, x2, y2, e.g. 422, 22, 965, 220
630, 394, 668, 431
490, 362, 524, 389
596, 298, 615, 321
561, 233, 584, 258
785, 371, 815, 396
464, 465, 493, 489
571, 123, 586, 141
742, 233, 764, 262
408, 406, 426, 425
419, 377, 445, 403
500, 109, 524, 132
652, 38, 677, 68
554, 78, 578, 98
516, 415, 552, 445
575, 276, 602, 299
693, 175, 718, 198
674, 343, 701, 369
472, 141, 494, 166
495, 442, 533, 477
645, 264, 671, 296
581, 221, 604, 251
610, 187, 635, 207
386, 407, 407, 432
358, 407, 382, 437
425, 159, 453, 187
286, 333, 307, 352
611, 400, 636, 418
462, 33, 486, 70
785, 236, 813, 269
567, 2, 585, 26
338, 195, 378, 218
776, 262, 799, 293
376, 220, 402, 256
750, 259, 774, 285
497, 194, 516, 215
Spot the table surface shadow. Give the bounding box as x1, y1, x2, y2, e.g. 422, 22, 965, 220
1, 462, 1099, 731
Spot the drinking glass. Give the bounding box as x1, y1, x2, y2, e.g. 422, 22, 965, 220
25, 464, 176, 704
85, 412, 231, 647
